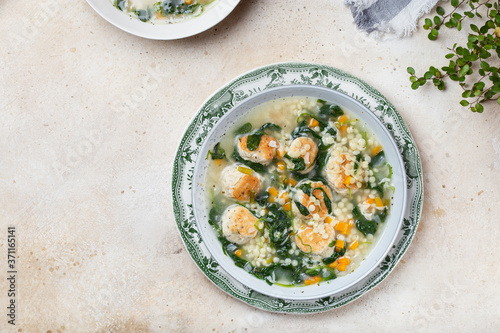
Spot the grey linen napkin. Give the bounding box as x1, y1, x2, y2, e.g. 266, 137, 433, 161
346, 0, 439, 39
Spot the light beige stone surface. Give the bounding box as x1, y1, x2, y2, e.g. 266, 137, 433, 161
1, 0, 499, 332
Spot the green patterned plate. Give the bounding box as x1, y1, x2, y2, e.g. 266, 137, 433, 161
172, 62, 423, 313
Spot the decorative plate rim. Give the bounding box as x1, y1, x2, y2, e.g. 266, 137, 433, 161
171, 61, 424, 313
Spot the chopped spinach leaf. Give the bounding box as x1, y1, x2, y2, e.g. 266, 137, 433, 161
245, 122, 281, 151
369, 151, 386, 168
285, 154, 306, 172
312, 187, 332, 214
114, 0, 127, 10
264, 204, 292, 248
255, 192, 269, 207
315, 151, 329, 171
305, 268, 320, 276
372, 208, 388, 224
207, 142, 226, 160
296, 182, 312, 196
322, 241, 346, 264
353, 154, 362, 174
319, 103, 344, 118
232, 148, 266, 173
296, 113, 328, 130
353, 206, 377, 235
235, 122, 252, 135
135, 8, 152, 22
290, 126, 322, 140
294, 200, 310, 216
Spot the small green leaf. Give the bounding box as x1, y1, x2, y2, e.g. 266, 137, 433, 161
436, 6, 445, 16
430, 29, 439, 37
451, 0, 459, 7
407, 67, 415, 75
459, 64, 470, 77
445, 53, 455, 59
411, 82, 420, 90
475, 103, 484, 113
425, 18, 433, 27
460, 100, 469, 106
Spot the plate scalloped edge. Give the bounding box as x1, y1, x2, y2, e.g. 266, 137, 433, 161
171, 62, 424, 313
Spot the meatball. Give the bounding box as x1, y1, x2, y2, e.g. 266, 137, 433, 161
295, 223, 335, 258
325, 152, 359, 196
237, 134, 278, 165
221, 205, 259, 244
221, 164, 262, 202
287, 137, 318, 173
292, 181, 333, 221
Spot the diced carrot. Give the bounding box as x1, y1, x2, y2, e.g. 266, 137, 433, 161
375, 197, 384, 207
328, 261, 338, 269
337, 263, 346, 271
335, 240, 345, 252
308, 118, 319, 127
279, 192, 289, 202
238, 166, 252, 174
304, 276, 322, 286
349, 240, 359, 250
338, 115, 348, 123
268, 187, 279, 197
277, 161, 286, 172
283, 202, 291, 211
337, 257, 350, 265
340, 125, 348, 134
288, 178, 297, 187
215, 159, 222, 166
325, 216, 333, 224
235, 249, 242, 257
268, 196, 275, 203
372, 145, 383, 156
343, 176, 352, 186
365, 198, 374, 205
185, 0, 192, 4
334, 221, 348, 234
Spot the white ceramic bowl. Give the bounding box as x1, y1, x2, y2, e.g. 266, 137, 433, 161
192, 85, 408, 300
86, 0, 240, 40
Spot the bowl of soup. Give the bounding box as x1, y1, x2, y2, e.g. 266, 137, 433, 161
86, 0, 240, 39
191, 84, 408, 300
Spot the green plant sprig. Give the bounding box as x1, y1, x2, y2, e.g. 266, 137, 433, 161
408, 0, 500, 113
